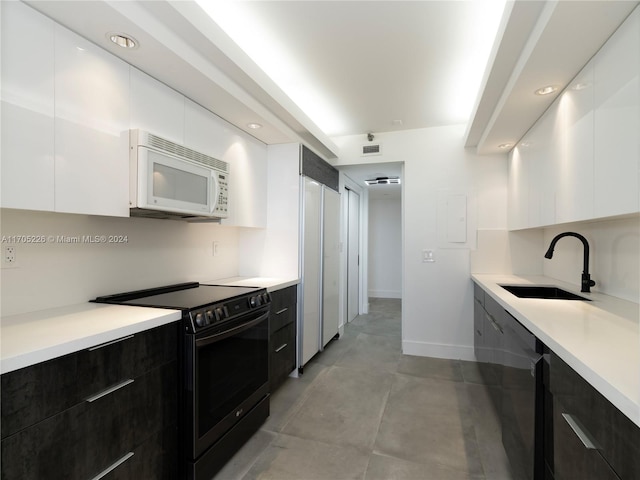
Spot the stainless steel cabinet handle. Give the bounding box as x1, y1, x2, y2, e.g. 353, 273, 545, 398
88, 335, 134, 351
275, 308, 289, 315
275, 343, 288, 353
85, 379, 134, 403
486, 313, 503, 333
90, 452, 134, 480
562, 413, 600, 450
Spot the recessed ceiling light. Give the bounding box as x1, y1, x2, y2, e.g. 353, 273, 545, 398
247, 123, 262, 129
572, 82, 591, 91
108, 33, 137, 49
534, 85, 559, 96
498, 143, 513, 149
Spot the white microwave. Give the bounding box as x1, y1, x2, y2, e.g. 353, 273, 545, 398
129, 130, 229, 221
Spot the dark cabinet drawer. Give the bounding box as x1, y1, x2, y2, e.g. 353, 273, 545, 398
270, 322, 296, 390
0, 361, 178, 480
550, 353, 640, 479
553, 398, 619, 480
1, 322, 178, 439
102, 427, 178, 480
269, 286, 297, 333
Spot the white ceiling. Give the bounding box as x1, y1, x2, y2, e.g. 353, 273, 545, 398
25, 0, 639, 163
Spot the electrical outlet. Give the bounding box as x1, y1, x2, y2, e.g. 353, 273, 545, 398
212, 241, 219, 257
2, 245, 17, 267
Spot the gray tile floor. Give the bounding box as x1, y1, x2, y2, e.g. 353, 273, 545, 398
213, 298, 515, 480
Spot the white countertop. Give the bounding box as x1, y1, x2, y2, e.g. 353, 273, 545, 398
472, 274, 640, 427
200, 276, 299, 292
1, 303, 181, 375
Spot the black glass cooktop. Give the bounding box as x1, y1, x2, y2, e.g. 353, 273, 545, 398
94, 282, 261, 310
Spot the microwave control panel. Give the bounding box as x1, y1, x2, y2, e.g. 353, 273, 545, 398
214, 173, 229, 218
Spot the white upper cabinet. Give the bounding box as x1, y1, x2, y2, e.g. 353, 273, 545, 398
508, 146, 529, 230
555, 60, 595, 224
184, 99, 268, 228
1, 1, 55, 211
54, 25, 130, 217
593, 6, 640, 218
130, 68, 185, 144
184, 99, 227, 157
508, 6, 639, 230
527, 104, 558, 228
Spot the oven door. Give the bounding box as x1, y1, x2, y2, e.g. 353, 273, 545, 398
184, 307, 270, 459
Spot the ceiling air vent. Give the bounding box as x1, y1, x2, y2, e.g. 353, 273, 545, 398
361, 144, 382, 156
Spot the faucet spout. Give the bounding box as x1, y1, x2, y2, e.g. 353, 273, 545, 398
544, 232, 595, 293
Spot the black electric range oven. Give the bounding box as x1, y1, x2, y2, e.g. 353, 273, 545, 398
95, 282, 271, 480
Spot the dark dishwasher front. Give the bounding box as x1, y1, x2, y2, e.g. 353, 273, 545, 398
501, 311, 544, 480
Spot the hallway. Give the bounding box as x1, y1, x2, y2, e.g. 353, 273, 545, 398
214, 298, 514, 479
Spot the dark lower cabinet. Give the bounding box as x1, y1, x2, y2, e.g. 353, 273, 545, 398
1, 322, 179, 480
550, 353, 640, 480
269, 285, 297, 391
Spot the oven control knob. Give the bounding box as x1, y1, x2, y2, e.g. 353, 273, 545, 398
249, 296, 260, 308
194, 312, 206, 327
261, 292, 271, 304
205, 310, 214, 324
215, 307, 225, 321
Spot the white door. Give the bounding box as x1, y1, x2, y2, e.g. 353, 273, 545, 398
322, 187, 340, 346
347, 189, 360, 322
300, 177, 322, 366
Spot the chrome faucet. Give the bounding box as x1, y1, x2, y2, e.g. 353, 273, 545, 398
544, 232, 596, 293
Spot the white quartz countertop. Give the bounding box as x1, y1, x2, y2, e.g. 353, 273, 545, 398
472, 274, 640, 427
200, 276, 299, 292
1, 303, 181, 375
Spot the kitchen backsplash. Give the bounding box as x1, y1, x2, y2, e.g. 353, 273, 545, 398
472, 215, 639, 304
0, 208, 240, 316
543, 216, 639, 303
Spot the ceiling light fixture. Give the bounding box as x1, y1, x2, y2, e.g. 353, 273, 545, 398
498, 143, 513, 149
365, 176, 401, 186
108, 33, 137, 49
247, 123, 262, 129
534, 85, 559, 96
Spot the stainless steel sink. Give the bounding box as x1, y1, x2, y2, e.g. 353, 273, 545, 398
500, 285, 590, 301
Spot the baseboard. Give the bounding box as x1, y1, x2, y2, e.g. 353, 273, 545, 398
402, 340, 475, 361
368, 290, 401, 299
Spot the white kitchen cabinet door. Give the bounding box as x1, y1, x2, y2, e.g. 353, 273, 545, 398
525, 104, 557, 228
594, 6, 640, 218
130, 67, 185, 144
322, 187, 340, 347
184, 99, 228, 158
300, 177, 322, 366
556, 60, 595, 224
1, 2, 55, 211
507, 147, 530, 230
219, 134, 268, 229
54, 25, 130, 217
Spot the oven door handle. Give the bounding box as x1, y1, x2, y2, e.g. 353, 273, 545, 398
196, 310, 269, 348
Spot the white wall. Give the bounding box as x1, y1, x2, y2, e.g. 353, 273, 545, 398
368, 196, 402, 298
332, 124, 508, 360
0, 209, 240, 316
